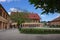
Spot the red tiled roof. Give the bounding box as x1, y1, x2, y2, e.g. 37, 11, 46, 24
11, 12, 40, 20
28, 13, 40, 20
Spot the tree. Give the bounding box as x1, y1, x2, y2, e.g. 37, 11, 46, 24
29, 0, 60, 14
10, 12, 29, 28
41, 21, 47, 26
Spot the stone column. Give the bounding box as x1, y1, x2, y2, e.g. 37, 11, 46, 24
7, 23, 10, 29
1, 22, 4, 30
0, 22, 2, 30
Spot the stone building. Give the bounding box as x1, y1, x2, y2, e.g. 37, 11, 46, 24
11, 12, 43, 27
48, 16, 60, 26
22, 13, 40, 27
0, 4, 10, 30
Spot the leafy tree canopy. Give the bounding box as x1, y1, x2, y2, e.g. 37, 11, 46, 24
10, 12, 29, 25
29, 0, 60, 14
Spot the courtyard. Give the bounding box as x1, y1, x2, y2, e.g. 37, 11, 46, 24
0, 29, 60, 40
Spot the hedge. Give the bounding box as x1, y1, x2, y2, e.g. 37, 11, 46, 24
19, 28, 60, 34
49, 25, 60, 28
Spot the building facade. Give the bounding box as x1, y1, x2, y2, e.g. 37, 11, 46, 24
48, 16, 60, 26
11, 12, 43, 27
22, 13, 40, 27
0, 4, 10, 30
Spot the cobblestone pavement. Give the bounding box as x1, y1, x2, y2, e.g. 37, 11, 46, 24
0, 29, 60, 40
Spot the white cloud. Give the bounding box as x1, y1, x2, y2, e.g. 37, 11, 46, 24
8, 12, 11, 15
8, 8, 24, 14
57, 14, 60, 17
9, 8, 23, 12
0, 0, 20, 2
0, 0, 6, 2
41, 15, 46, 17
10, 8, 18, 12
54, 14, 60, 18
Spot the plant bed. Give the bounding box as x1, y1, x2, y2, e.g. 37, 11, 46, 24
19, 28, 60, 34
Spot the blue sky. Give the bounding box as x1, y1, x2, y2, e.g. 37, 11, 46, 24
0, 0, 60, 21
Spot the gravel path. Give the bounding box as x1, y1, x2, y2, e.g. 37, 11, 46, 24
0, 29, 60, 40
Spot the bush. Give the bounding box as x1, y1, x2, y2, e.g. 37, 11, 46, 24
19, 28, 60, 34
49, 25, 60, 28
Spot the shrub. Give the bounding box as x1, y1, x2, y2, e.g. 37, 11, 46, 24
19, 28, 60, 34
49, 25, 60, 28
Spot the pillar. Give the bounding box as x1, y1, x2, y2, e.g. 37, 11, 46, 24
1, 22, 4, 30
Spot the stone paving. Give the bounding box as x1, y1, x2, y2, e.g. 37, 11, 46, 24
0, 29, 60, 40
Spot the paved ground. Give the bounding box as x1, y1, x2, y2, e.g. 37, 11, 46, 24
0, 29, 60, 40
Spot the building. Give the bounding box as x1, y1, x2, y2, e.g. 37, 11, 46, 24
0, 4, 10, 30
48, 16, 60, 26
11, 12, 43, 27
22, 13, 40, 27
11, 12, 40, 23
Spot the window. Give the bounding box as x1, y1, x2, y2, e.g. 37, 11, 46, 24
0, 9, 2, 16
6, 15, 7, 19
3, 13, 5, 18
